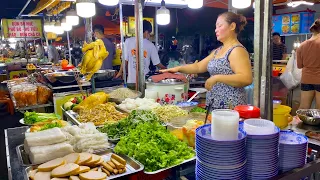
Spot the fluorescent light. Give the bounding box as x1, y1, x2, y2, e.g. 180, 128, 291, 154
98, 0, 119, 6
288, 1, 314, 8
66, 9, 79, 26
76, 0, 96, 18
188, 0, 203, 9
232, 0, 251, 9
156, 0, 170, 25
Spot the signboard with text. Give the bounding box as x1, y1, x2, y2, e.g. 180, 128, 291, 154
128, 17, 154, 35
1, 19, 43, 38
273, 12, 315, 35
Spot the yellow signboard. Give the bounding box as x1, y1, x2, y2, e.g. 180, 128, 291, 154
1, 19, 43, 38
128, 17, 154, 35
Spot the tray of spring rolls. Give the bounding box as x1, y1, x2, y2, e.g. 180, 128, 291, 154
23, 149, 144, 180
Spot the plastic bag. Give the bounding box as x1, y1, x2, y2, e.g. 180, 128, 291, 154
280, 51, 301, 89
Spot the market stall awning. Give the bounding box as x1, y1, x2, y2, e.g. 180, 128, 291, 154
72, 16, 120, 38
29, 0, 58, 15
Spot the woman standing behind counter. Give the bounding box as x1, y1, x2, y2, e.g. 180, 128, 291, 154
296, 19, 320, 109
161, 12, 253, 109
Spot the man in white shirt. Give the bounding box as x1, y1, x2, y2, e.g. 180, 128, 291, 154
116, 20, 166, 83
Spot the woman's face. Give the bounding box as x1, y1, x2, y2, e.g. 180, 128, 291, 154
215, 15, 235, 42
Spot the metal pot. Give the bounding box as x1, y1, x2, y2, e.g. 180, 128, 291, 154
94, 70, 116, 81
297, 109, 320, 126
146, 78, 189, 104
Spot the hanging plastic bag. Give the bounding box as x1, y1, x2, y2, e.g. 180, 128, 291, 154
280, 51, 301, 89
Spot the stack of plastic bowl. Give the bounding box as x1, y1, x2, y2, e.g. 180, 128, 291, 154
279, 131, 308, 173
244, 119, 280, 180
195, 124, 247, 180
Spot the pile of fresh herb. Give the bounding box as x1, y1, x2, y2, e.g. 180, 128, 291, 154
114, 122, 195, 172
98, 110, 161, 139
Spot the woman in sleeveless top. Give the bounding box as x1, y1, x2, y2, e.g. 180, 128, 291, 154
161, 12, 253, 110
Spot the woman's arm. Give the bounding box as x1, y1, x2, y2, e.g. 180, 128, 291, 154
215, 47, 253, 87
160, 50, 216, 74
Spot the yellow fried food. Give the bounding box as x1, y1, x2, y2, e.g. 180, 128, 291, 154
78, 103, 127, 126
73, 92, 109, 112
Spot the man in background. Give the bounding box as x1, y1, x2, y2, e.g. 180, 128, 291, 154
93, 24, 115, 70
116, 20, 166, 83
272, 32, 287, 60
48, 41, 59, 64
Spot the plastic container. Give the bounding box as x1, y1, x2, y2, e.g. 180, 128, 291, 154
168, 115, 204, 146
37, 85, 52, 104
243, 119, 275, 135
211, 109, 240, 141
234, 105, 260, 119
176, 102, 198, 112
273, 105, 292, 129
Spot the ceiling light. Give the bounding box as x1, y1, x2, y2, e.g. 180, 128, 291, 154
66, 9, 79, 26
44, 21, 52, 32
76, 0, 96, 18
288, 1, 314, 8
232, 0, 251, 9
156, 0, 170, 25
98, 0, 119, 6
61, 18, 72, 31
187, 0, 203, 9
54, 20, 64, 35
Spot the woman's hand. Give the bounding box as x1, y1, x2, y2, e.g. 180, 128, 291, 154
205, 76, 218, 91
159, 66, 180, 73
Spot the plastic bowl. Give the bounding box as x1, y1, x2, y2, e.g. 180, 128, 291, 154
244, 119, 275, 135
273, 100, 282, 109
176, 102, 199, 112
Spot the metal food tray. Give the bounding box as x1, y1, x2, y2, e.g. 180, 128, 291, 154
143, 155, 196, 175
109, 91, 142, 104
23, 149, 144, 180
16, 144, 37, 167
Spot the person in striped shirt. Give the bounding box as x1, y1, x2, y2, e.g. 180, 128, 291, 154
272, 32, 287, 60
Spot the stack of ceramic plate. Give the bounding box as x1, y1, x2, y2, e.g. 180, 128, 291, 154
279, 131, 308, 173
246, 126, 280, 179
195, 124, 247, 180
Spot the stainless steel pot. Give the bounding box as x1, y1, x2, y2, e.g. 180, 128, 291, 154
296, 109, 320, 126
94, 70, 116, 81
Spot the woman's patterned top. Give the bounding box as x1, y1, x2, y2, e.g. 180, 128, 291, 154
206, 45, 247, 110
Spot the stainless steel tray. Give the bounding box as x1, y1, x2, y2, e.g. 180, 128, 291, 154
24, 149, 144, 180
16, 144, 37, 167
144, 155, 196, 174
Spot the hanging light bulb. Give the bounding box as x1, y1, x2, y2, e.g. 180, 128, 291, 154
98, 0, 119, 6
76, 0, 96, 18
44, 21, 51, 32
232, 0, 251, 9
188, 0, 203, 9
54, 20, 64, 35
61, 18, 72, 31
66, 9, 79, 26
156, 0, 170, 26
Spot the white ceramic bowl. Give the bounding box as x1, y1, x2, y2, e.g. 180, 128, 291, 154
244, 119, 275, 135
